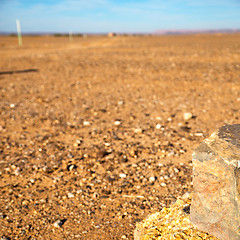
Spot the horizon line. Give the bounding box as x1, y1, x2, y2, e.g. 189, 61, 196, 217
0, 28, 240, 36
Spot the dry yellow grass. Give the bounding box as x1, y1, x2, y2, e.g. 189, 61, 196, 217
134, 193, 219, 240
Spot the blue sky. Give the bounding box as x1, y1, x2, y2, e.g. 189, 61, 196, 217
0, 0, 240, 33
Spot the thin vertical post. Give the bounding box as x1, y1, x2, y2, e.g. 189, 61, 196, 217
69, 31, 73, 42
16, 19, 22, 46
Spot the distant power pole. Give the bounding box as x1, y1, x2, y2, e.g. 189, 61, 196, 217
16, 19, 22, 46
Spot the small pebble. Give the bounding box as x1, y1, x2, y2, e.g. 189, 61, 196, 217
30, 178, 35, 183
114, 120, 121, 126
134, 128, 142, 133
22, 200, 29, 205
93, 192, 98, 198
119, 173, 127, 178
67, 193, 74, 198
183, 112, 192, 121
73, 143, 79, 147
0, 213, 6, 219
68, 164, 76, 171
149, 176, 156, 183
167, 150, 175, 157
118, 100, 124, 105
174, 168, 179, 173
194, 132, 203, 136
53, 219, 65, 228
83, 121, 90, 126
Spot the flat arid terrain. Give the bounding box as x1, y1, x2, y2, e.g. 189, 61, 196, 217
0, 34, 239, 239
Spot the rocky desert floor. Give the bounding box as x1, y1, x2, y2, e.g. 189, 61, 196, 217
0, 34, 239, 239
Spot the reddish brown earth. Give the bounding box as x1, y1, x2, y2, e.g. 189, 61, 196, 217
0, 34, 239, 240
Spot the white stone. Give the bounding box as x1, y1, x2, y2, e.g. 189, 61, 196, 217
183, 112, 192, 121
83, 121, 90, 126
67, 193, 74, 198
114, 120, 121, 126
194, 132, 203, 137
119, 173, 127, 178
149, 176, 156, 183
134, 128, 143, 133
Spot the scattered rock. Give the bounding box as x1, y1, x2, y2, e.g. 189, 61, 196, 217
183, 112, 193, 121
180, 126, 191, 132
119, 173, 127, 178
134, 128, 143, 134
194, 132, 203, 137
149, 176, 156, 183
114, 120, 121, 126
53, 219, 66, 228
67, 192, 74, 198
68, 164, 77, 171
0, 213, 6, 219
96, 148, 109, 158
83, 121, 90, 126
22, 200, 29, 206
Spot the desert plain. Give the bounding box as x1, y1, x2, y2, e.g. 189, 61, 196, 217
0, 33, 240, 239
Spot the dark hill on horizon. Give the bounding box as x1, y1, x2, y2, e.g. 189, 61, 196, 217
155, 28, 240, 35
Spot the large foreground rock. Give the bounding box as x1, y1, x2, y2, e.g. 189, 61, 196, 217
190, 124, 240, 240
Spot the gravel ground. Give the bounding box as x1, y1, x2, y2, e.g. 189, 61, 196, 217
0, 34, 239, 239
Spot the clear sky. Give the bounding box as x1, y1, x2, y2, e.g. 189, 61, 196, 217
0, 0, 240, 33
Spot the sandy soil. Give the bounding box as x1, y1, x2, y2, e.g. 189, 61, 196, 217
0, 34, 239, 240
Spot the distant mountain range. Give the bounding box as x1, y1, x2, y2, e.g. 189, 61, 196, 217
154, 29, 240, 35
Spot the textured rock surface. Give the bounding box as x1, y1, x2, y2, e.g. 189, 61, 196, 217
190, 124, 240, 240
134, 193, 219, 240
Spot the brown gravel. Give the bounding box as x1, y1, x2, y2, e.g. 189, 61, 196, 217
0, 34, 240, 239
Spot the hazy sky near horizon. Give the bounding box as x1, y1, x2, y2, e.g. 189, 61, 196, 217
0, 0, 240, 33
